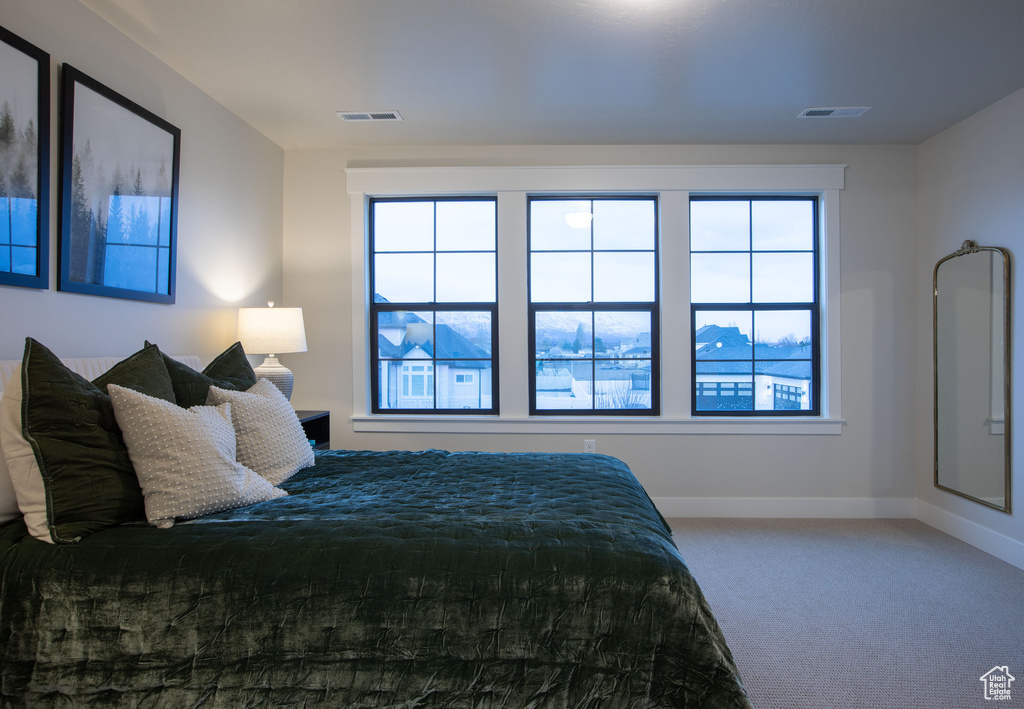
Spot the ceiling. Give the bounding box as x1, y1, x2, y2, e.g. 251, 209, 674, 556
80, 0, 1024, 150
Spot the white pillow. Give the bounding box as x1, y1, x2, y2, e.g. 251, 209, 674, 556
0, 361, 19, 524
0, 386, 18, 525
0, 366, 48, 538
0, 370, 25, 525
206, 379, 315, 486
108, 384, 286, 528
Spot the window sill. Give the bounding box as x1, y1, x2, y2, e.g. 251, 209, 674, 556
351, 415, 845, 435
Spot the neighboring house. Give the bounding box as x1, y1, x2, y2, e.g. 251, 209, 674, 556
695, 339, 812, 411
377, 312, 492, 410
620, 332, 652, 364
692, 326, 812, 411
694, 325, 750, 350
535, 360, 640, 410
535, 334, 653, 410
620, 332, 652, 366
377, 308, 427, 350
534, 322, 810, 412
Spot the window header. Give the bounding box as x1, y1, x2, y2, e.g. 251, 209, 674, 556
346, 164, 847, 196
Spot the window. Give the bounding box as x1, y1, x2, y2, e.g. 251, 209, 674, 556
348, 164, 843, 434
370, 197, 498, 414
690, 196, 819, 416
528, 196, 659, 415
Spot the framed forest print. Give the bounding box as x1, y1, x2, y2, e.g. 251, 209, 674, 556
58, 64, 180, 303
0, 25, 49, 289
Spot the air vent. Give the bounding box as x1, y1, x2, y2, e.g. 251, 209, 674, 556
336, 110, 404, 122
798, 106, 871, 118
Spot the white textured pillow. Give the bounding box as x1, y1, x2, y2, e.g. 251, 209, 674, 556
0, 366, 47, 536
0, 375, 19, 524
206, 379, 315, 485
108, 384, 286, 528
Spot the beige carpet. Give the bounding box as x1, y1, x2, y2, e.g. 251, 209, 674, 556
669, 518, 1024, 709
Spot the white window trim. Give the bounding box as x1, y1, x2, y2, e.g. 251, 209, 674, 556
347, 164, 845, 435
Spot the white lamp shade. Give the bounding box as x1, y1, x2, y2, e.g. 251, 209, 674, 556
237, 307, 307, 355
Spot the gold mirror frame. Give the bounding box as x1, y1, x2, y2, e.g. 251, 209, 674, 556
933, 240, 1012, 513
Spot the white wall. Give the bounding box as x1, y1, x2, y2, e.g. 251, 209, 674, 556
284, 144, 919, 512
917, 86, 1024, 565
0, 1, 284, 362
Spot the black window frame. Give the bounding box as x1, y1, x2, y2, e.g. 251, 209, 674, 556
527, 195, 661, 417
369, 195, 499, 415
689, 195, 820, 417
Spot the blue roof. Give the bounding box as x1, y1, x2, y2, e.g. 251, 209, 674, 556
695, 325, 751, 347
379, 322, 490, 369
377, 310, 427, 328
696, 344, 812, 380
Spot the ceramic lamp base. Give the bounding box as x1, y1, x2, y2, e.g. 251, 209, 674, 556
254, 355, 294, 400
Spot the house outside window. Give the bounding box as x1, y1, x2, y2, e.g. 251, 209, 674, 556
370, 197, 498, 414
690, 196, 819, 416
528, 196, 659, 415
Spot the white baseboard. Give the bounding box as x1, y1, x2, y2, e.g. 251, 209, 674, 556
652, 496, 917, 519
651, 496, 1024, 571
916, 501, 1024, 571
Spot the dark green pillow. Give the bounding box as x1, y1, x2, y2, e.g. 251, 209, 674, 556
148, 341, 257, 408
20, 338, 175, 543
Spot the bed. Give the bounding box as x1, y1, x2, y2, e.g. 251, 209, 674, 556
0, 343, 751, 708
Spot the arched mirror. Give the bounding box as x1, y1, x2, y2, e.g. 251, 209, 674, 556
934, 240, 1011, 513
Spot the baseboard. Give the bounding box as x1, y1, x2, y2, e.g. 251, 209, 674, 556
916, 500, 1024, 571
651, 496, 1024, 570
652, 496, 917, 519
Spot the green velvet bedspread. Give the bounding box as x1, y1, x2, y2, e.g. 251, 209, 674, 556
0, 450, 751, 708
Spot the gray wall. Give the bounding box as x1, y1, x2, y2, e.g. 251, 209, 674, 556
917, 86, 1024, 563
283, 144, 920, 513
0, 1, 285, 362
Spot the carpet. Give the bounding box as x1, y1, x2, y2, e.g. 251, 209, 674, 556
669, 518, 1024, 709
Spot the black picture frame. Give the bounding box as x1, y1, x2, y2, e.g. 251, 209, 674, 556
0, 25, 49, 290
58, 64, 179, 304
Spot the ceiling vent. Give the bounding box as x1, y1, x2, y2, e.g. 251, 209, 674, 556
798, 106, 871, 118
336, 110, 404, 122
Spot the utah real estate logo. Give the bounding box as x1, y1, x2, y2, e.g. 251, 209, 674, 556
980, 666, 1015, 701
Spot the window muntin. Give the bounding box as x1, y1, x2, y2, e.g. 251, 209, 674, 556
1, 198, 39, 276
690, 196, 818, 416
370, 197, 497, 414
528, 196, 659, 415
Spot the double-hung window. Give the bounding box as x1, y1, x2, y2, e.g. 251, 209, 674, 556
689, 196, 819, 416
349, 164, 843, 433
528, 196, 659, 415
369, 197, 498, 414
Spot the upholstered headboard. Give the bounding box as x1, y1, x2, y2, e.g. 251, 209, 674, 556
0, 354, 203, 525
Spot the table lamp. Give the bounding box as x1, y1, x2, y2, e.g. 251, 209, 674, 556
237, 301, 307, 400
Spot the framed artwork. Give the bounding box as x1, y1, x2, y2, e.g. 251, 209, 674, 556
0, 25, 49, 289
58, 64, 180, 303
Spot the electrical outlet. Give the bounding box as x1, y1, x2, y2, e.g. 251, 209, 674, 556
583, 439, 596, 454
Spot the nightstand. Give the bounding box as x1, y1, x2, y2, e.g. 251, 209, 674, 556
295, 410, 330, 450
